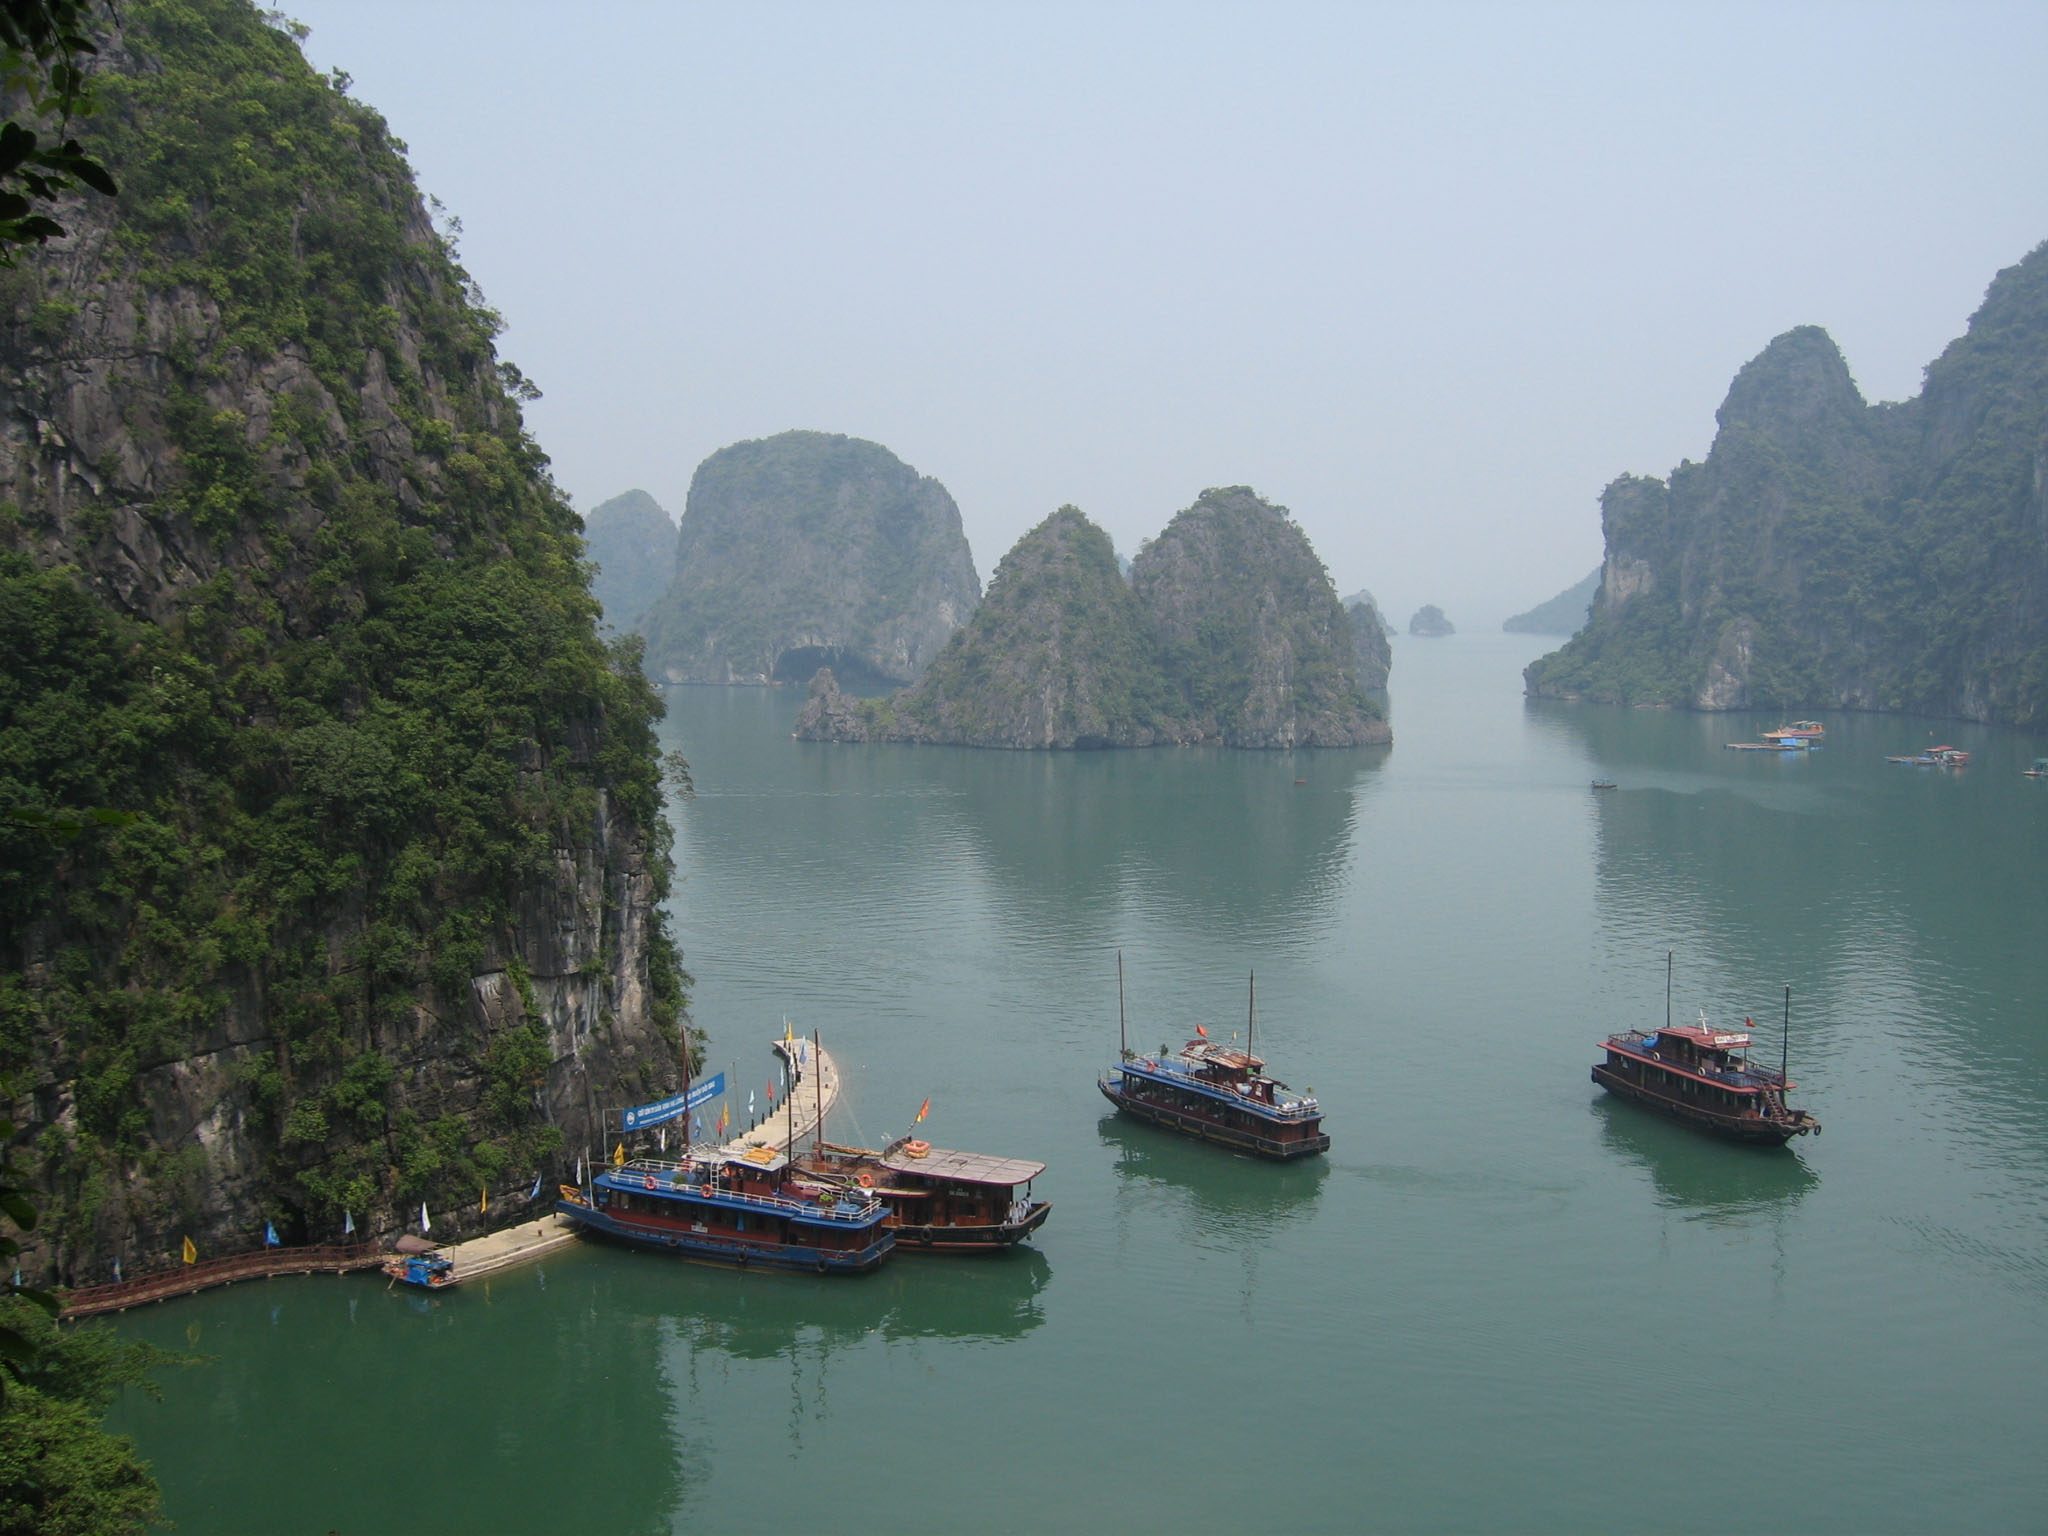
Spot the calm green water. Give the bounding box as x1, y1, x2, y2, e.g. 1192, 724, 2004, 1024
107, 635, 2048, 1533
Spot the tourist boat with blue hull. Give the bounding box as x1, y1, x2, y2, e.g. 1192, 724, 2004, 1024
557, 1145, 893, 1274
1592, 956, 1820, 1146
1098, 961, 1329, 1161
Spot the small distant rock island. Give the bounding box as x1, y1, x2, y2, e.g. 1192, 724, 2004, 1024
1408, 604, 1455, 637
796, 487, 1389, 749
638, 431, 981, 688
582, 488, 678, 634
1502, 568, 1599, 636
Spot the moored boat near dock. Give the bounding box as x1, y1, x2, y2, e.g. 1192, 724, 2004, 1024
1099, 960, 1329, 1160
795, 1138, 1051, 1252
1592, 955, 1820, 1146
1764, 719, 1825, 740
558, 1144, 893, 1274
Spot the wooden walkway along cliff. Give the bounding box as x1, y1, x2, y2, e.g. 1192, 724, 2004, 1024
60, 1242, 382, 1319
53, 1038, 845, 1313
433, 1035, 845, 1281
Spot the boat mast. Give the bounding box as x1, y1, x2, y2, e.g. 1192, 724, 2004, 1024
1118, 949, 1128, 1061
1248, 970, 1255, 1061
1665, 950, 1673, 1034
1782, 985, 1791, 1084
814, 1028, 824, 1156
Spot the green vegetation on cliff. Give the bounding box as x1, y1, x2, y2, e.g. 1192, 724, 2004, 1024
0, 0, 685, 1280
1528, 244, 2048, 723
799, 489, 1386, 749
583, 488, 677, 634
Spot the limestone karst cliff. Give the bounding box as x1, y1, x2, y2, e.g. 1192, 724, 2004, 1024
0, 0, 685, 1283
639, 431, 981, 688
797, 490, 1388, 748
583, 488, 678, 634
1344, 594, 1393, 689
1527, 242, 2048, 723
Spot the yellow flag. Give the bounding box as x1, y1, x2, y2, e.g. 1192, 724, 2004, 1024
480, 1186, 488, 1214
612, 1142, 625, 1167
784, 1019, 794, 1044
181, 1236, 196, 1265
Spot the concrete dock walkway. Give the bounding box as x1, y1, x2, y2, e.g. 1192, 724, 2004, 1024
435, 1036, 842, 1282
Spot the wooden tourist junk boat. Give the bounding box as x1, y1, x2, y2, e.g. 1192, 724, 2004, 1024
1764, 719, 1825, 740
1593, 955, 1820, 1146
1099, 960, 1330, 1161
1887, 744, 1971, 767
794, 1137, 1051, 1252
786, 1025, 1052, 1252
557, 1144, 893, 1274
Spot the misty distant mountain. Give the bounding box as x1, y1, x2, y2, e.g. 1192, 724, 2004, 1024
1408, 604, 1455, 637
1503, 568, 1600, 635
583, 489, 677, 634
1341, 588, 1397, 636
1527, 240, 2048, 724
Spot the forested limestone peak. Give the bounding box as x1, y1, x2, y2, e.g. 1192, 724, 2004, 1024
1526, 239, 2048, 722
583, 488, 678, 634
0, 0, 686, 1284
797, 489, 1388, 749
639, 429, 981, 690
1503, 568, 1600, 635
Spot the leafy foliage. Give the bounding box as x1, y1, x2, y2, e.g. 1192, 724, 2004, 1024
1, 0, 686, 1268
0, 0, 119, 261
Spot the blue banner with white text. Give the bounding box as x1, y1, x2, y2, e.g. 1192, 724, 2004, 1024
622, 1073, 725, 1132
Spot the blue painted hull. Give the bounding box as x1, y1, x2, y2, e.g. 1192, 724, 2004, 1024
556, 1200, 891, 1274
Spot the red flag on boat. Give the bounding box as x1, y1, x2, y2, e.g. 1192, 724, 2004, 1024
1196, 1025, 1208, 1037
915, 1096, 930, 1124
768, 1078, 776, 1104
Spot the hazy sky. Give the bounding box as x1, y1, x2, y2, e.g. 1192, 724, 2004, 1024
285, 1, 2047, 627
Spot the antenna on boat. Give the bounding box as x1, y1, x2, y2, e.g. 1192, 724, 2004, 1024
814, 1028, 825, 1156
1665, 950, 1673, 1034
1118, 949, 1128, 1061
1782, 985, 1791, 1085
1248, 970, 1255, 1063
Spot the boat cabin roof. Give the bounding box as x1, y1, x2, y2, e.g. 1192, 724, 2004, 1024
1179, 1041, 1263, 1073
879, 1146, 1046, 1186
1649, 1022, 1750, 1051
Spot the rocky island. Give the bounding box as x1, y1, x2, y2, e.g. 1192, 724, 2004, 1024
796, 488, 1388, 748
1527, 241, 2048, 725
0, 0, 685, 1283
1408, 604, 1455, 636
583, 488, 678, 634
639, 431, 981, 689
1344, 592, 1394, 689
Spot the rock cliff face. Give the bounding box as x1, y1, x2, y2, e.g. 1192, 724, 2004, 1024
796, 489, 1388, 748
1527, 242, 2048, 723
1408, 605, 1455, 636
640, 431, 981, 689
1503, 568, 1600, 635
0, 0, 684, 1283
1345, 596, 1393, 689
583, 489, 677, 634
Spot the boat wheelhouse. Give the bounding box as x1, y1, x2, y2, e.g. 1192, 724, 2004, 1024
1101, 1040, 1329, 1160
794, 1137, 1051, 1252
1593, 1010, 1819, 1145
558, 1145, 892, 1274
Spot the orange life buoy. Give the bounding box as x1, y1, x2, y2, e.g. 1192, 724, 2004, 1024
857, 1171, 874, 1188
642, 1174, 656, 1190
903, 1140, 930, 1159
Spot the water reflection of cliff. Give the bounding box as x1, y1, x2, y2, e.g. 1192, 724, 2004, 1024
1099, 1115, 1328, 1242
1593, 1097, 1816, 1220
942, 745, 1385, 945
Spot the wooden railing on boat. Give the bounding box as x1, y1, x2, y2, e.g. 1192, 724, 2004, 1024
58, 1242, 383, 1319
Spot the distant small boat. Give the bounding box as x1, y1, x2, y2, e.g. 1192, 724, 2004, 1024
1724, 741, 1804, 752
1590, 779, 1617, 790
1887, 745, 1970, 767
2024, 758, 2048, 778
1764, 720, 1825, 740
